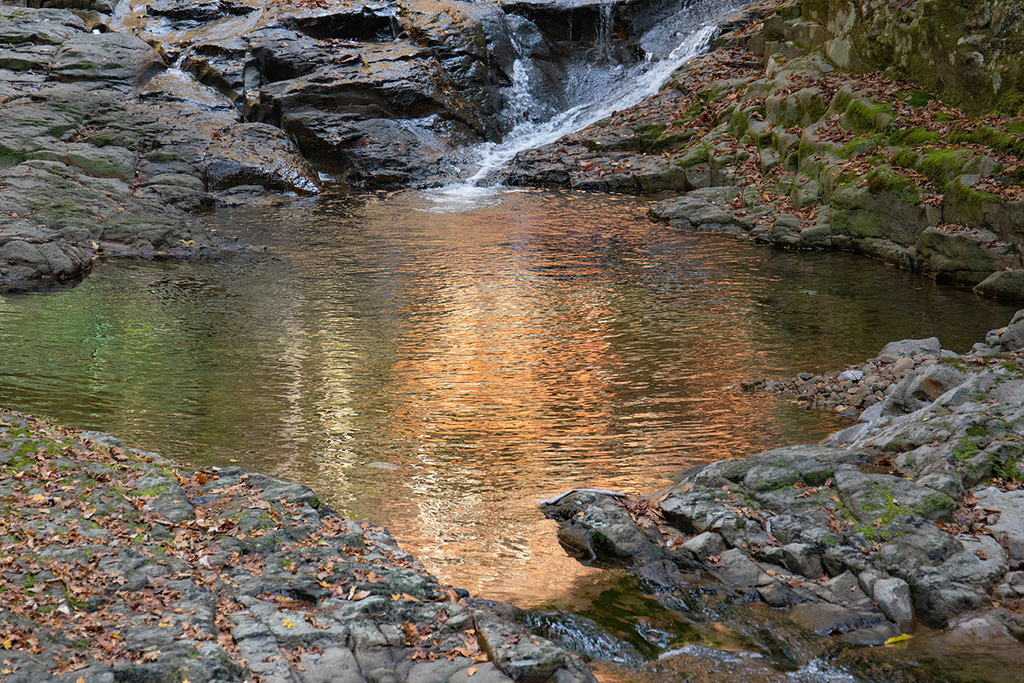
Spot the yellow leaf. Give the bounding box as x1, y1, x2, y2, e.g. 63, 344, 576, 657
3, 635, 12, 649
884, 634, 911, 646
467, 666, 478, 677
283, 619, 294, 628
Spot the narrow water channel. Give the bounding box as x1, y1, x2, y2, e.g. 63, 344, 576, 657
1, 189, 1018, 612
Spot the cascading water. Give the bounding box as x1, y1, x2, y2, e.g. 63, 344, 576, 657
595, 4, 615, 62
431, 0, 745, 203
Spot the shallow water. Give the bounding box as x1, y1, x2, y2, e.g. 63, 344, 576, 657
0, 189, 1018, 610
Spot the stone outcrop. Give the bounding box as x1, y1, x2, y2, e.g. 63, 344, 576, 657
0, 411, 595, 683
543, 310, 1024, 643
798, 0, 1024, 114
0, 4, 323, 290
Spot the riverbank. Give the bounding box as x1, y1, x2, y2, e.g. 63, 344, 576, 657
507, 0, 1024, 301
542, 309, 1024, 663
0, 411, 595, 682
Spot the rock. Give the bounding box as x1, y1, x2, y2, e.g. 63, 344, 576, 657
975, 271, 1024, 303
879, 337, 941, 359
986, 309, 1024, 352
833, 469, 955, 526
974, 487, 1024, 564
711, 548, 767, 587
782, 543, 823, 579
542, 491, 662, 566
49, 32, 164, 87
682, 531, 725, 560
873, 578, 913, 632
204, 122, 321, 194
0, 411, 595, 683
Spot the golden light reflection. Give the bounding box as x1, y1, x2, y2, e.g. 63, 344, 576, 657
6, 189, 1002, 607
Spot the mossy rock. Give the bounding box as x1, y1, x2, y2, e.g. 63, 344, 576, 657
943, 176, 1005, 229
918, 149, 974, 192
840, 98, 893, 134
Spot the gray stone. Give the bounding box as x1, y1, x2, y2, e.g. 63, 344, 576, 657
878, 337, 941, 359
974, 487, 1024, 563
833, 469, 955, 525
873, 578, 913, 632
783, 542, 823, 579
711, 549, 767, 586
682, 531, 725, 560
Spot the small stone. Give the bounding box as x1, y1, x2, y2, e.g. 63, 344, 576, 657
682, 531, 725, 560
783, 543, 823, 579
873, 578, 913, 632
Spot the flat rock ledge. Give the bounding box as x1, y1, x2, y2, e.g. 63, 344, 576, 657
0, 411, 595, 683
543, 310, 1024, 648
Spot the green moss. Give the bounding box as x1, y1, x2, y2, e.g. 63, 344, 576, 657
919, 149, 972, 192
889, 126, 940, 146
1003, 453, 1022, 481
838, 133, 885, 159
966, 426, 988, 437
907, 89, 932, 107
133, 484, 170, 497
946, 177, 1004, 207
732, 109, 750, 139
891, 149, 919, 168
698, 83, 728, 102
843, 99, 893, 134
144, 151, 178, 163
865, 168, 920, 201
954, 437, 980, 461
938, 356, 970, 371
949, 125, 1024, 157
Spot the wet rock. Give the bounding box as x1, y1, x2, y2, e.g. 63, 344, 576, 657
147, 0, 255, 23
204, 122, 321, 194
543, 490, 663, 566
49, 32, 164, 86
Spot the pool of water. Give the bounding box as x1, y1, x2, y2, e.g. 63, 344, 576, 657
0, 188, 1018, 607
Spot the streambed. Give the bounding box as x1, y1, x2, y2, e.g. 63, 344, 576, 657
1, 188, 1016, 599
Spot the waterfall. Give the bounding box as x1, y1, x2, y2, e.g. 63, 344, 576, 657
595, 4, 614, 63
423, 0, 747, 208
452, 24, 718, 189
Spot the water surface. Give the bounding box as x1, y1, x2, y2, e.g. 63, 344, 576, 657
1, 189, 1017, 604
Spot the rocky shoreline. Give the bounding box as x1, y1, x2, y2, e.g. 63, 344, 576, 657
543, 310, 1024, 656
0, 411, 595, 682
507, 0, 1024, 302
